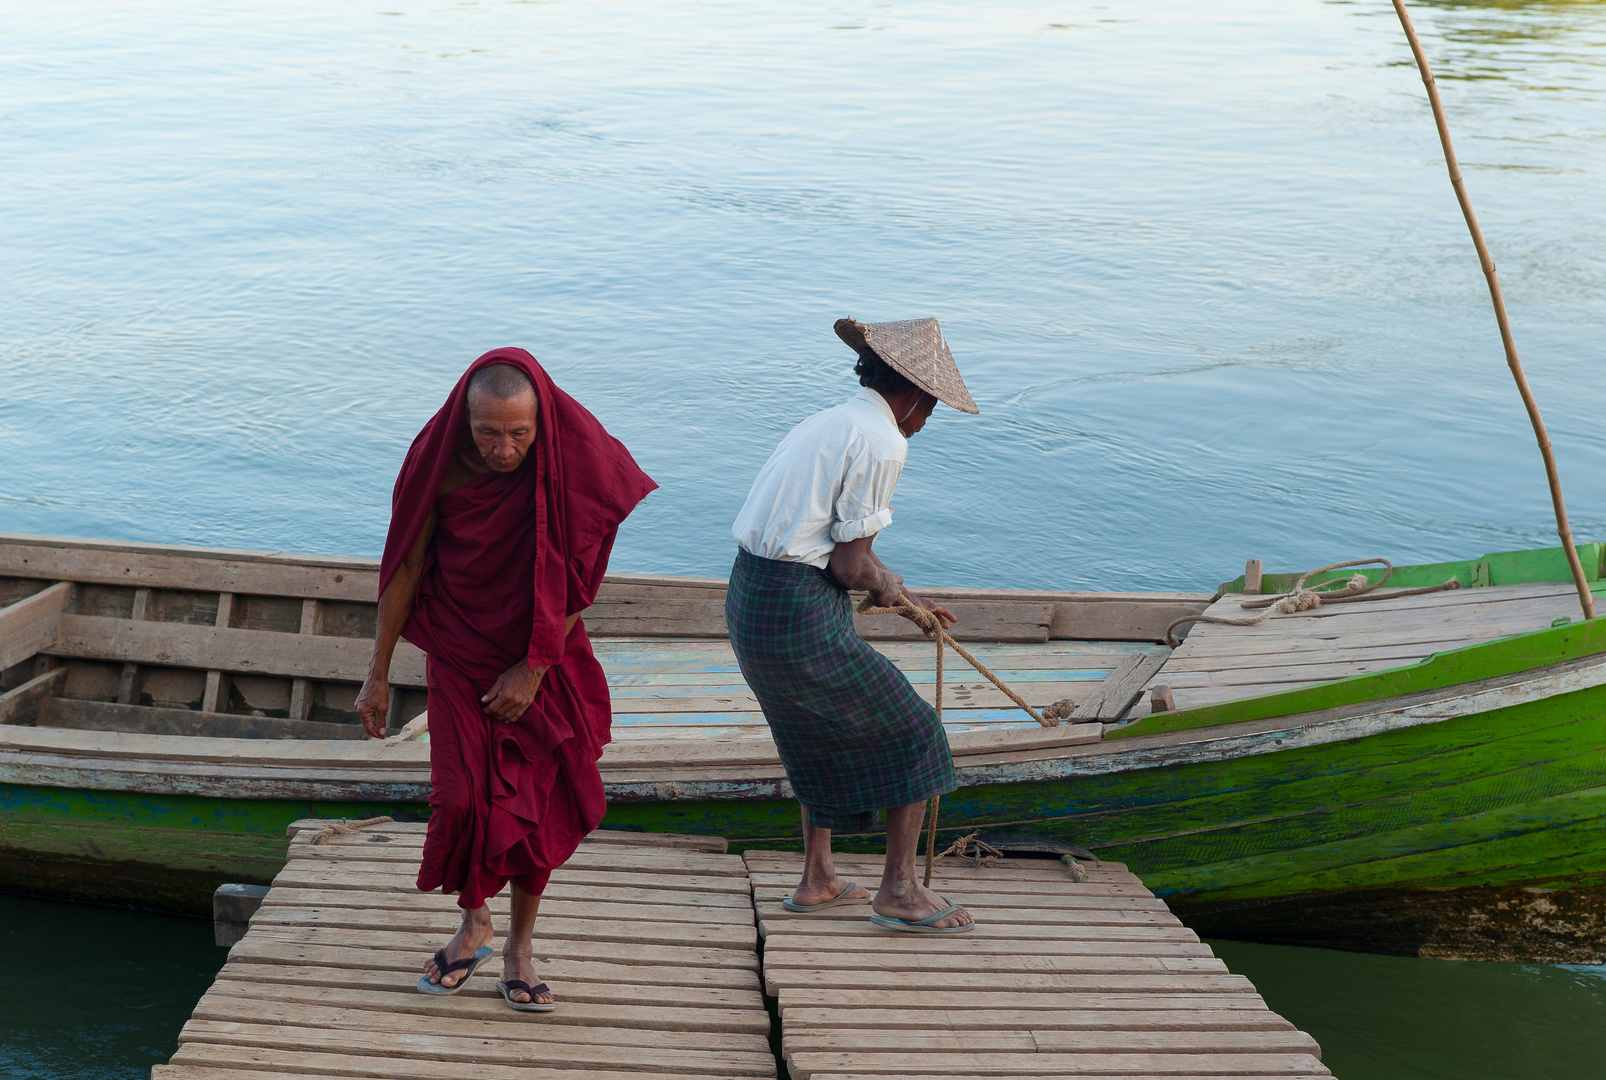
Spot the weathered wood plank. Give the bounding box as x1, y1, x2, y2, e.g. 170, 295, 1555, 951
761, 952, 1215, 974
0, 666, 66, 725
852, 602, 1055, 643
246, 906, 756, 950
779, 1028, 1321, 1055
0, 580, 71, 670
206, 978, 772, 1035
775, 989, 1269, 1012
266, 875, 753, 910
780, 1006, 1291, 1030
191, 994, 771, 1048
763, 969, 1253, 994
45, 613, 429, 687
256, 888, 758, 927
245, 925, 760, 971
225, 939, 761, 990
1073, 651, 1169, 721
206, 965, 763, 1010
786, 1052, 1329, 1077
39, 697, 364, 740
170, 1041, 776, 1079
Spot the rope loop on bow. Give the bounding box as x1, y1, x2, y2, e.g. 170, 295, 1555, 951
1164, 558, 1461, 647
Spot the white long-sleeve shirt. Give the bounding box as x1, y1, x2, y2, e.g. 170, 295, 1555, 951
732, 388, 907, 569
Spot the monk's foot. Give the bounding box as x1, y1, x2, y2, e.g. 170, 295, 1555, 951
501, 947, 554, 1006
422, 905, 495, 988
790, 875, 872, 908
873, 883, 974, 930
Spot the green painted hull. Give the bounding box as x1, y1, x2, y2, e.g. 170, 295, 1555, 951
0, 787, 426, 911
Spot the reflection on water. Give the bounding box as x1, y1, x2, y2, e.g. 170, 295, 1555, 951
1, 0, 1603, 592
0, 894, 223, 1080
1211, 939, 1606, 1080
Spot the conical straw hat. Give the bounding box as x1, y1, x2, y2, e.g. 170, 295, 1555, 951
834, 317, 980, 415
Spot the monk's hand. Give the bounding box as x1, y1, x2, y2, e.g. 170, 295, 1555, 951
482, 661, 547, 723
899, 588, 957, 639
355, 671, 391, 739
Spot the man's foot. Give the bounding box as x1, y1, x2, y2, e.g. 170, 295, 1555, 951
791, 875, 872, 908
873, 882, 974, 930
500, 952, 554, 1006
422, 906, 495, 988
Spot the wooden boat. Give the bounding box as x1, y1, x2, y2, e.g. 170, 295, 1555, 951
2, 531, 1602, 962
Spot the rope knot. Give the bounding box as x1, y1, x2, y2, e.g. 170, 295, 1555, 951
1279, 590, 1323, 614
1164, 558, 1461, 647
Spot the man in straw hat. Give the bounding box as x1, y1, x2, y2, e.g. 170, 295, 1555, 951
726, 317, 979, 933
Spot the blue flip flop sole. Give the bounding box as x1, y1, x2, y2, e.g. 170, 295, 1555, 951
417, 944, 494, 995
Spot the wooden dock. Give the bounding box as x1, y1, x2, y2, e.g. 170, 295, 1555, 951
155, 820, 777, 1080
748, 851, 1328, 1078
162, 824, 1328, 1080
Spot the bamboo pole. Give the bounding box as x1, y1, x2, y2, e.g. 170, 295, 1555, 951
1391, 0, 1595, 620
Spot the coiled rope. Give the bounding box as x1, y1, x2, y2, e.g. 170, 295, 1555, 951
1163, 558, 1461, 648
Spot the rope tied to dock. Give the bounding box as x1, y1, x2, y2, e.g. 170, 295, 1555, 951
307, 816, 395, 845
1163, 558, 1462, 647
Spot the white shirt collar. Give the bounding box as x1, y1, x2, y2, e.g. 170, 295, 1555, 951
854, 386, 898, 427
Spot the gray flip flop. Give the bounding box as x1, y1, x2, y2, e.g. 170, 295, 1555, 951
869, 896, 976, 934
416, 944, 493, 995
781, 881, 870, 912
497, 978, 556, 1012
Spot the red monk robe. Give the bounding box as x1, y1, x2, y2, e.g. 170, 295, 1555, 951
378, 349, 656, 909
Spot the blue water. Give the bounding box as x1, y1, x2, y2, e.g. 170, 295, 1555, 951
3, 4, 1606, 1073
3, 0, 1603, 592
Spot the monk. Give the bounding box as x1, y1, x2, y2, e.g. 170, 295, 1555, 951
356, 349, 655, 1010
727, 317, 979, 934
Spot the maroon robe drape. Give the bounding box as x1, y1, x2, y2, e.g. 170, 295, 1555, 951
379, 348, 656, 909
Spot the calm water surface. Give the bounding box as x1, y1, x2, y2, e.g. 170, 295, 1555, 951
3, 0, 1605, 590
4, 0, 1606, 1076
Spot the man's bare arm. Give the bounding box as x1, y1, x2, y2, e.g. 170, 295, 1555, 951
356, 514, 435, 738
828, 536, 957, 635
481, 610, 584, 722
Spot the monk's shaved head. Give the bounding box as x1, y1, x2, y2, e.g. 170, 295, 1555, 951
463, 363, 539, 472
466, 363, 536, 408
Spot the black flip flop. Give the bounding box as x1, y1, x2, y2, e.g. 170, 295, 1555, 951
497, 978, 557, 1012
416, 944, 493, 995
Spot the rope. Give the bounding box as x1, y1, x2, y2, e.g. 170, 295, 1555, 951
935, 831, 1006, 866
307, 816, 395, 845
856, 597, 1069, 887
1164, 558, 1461, 647
856, 599, 1055, 727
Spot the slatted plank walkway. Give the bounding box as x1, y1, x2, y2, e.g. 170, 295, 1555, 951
746, 850, 1329, 1079
154, 821, 775, 1080
1137, 581, 1592, 715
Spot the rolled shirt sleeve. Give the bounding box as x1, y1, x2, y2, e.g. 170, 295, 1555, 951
831, 453, 903, 543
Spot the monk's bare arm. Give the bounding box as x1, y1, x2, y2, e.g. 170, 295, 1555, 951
828, 536, 956, 636
481, 611, 583, 722
356, 514, 435, 738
